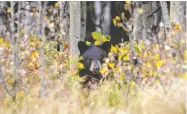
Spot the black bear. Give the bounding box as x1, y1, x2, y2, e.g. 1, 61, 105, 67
78, 41, 111, 86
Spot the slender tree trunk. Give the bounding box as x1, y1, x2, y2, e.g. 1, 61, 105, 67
11, 1, 18, 96
94, 1, 102, 32
170, 1, 186, 32
38, 1, 47, 97
59, 1, 70, 51
0, 64, 3, 84
80, 1, 87, 40
69, 1, 81, 68
0, 2, 6, 37
132, 2, 143, 41
94, 2, 111, 35
102, 2, 111, 35
160, 1, 171, 29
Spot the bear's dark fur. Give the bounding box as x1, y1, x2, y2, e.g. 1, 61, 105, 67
78, 41, 111, 86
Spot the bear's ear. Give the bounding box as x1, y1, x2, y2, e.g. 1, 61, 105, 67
78, 41, 87, 54
101, 41, 111, 53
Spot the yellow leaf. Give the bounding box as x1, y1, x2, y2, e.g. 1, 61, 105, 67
102, 35, 111, 42
32, 50, 39, 57
77, 62, 84, 69
55, 52, 59, 58
29, 42, 36, 47
138, 8, 144, 14
155, 60, 163, 68
119, 74, 124, 80
153, 71, 157, 77
108, 62, 114, 69
0, 38, 4, 43
173, 24, 182, 31
110, 45, 117, 53
7, 8, 11, 13
138, 42, 144, 49
121, 12, 126, 20
116, 23, 123, 27
55, 2, 59, 7
183, 73, 187, 79
94, 41, 100, 45
92, 31, 101, 41
101, 35, 107, 42
123, 55, 129, 61
118, 54, 122, 60
154, 53, 160, 60
130, 81, 135, 87
99, 67, 107, 74
120, 47, 128, 56
113, 19, 117, 26
115, 16, 121, 21
78, 56, 84, 61
3, 41, 11, 48
17, 91, 23, 98
7, 77, 13, 84
114, 67, 121, 72
18, 53, 22, 57
85, 41, 91, 46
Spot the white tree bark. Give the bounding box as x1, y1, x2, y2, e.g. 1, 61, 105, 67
38, 1, 47, 97
69, 1, 81, 61
94, 1, 102, 32
160, 1, 171, 29
142, 3, 152, 41
80, 1, 87, 40
60, 1, 70, 43
170, 1, 186, 32
22, 1, 31, 35
102, 2, 111, 35
0, 2, 6, 37
132, 2, 143, 41
152, 1, 161, 27
94, 2, 111, 35
11, 1, 18, 96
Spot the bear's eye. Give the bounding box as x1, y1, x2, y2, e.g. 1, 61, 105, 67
100, 58, 104, 63
87, 58, 92, 64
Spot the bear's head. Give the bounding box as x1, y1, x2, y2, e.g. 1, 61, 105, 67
78, 41, 111, 82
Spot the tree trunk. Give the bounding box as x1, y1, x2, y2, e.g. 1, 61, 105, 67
102, 2, 111, 35
94, 1, 102, 33
0, 2, 6, 37
80, 1, 87, 40
170, 1, 186, 32
38, 1, 47, 97
132, 2, 143, 41
160, 1, 171, 29
94, 2, 111, 35
60, 1, 70, 43
69, 1, 81, 68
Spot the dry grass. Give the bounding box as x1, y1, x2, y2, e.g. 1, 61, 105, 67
0, 74, 185, 114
